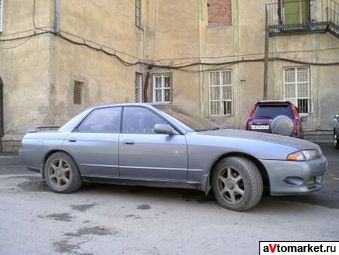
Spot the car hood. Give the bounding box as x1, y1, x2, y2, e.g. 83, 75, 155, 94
198, 129, 320, 151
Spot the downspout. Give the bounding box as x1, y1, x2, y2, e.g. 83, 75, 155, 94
0, 77, 4, 151
55, 0, 60, 34
263, 5, 269, 100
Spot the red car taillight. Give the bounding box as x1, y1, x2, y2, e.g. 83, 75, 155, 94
246, 105, 257, 130
291, 104, 301, 134
291, 105, 299, 120
294, 120, 302, 134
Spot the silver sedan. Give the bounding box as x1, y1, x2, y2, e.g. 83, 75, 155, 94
20, 104, 327, 211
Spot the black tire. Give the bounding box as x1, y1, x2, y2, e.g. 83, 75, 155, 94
212, 157, 263, 211
44, 152, 82, 193
334, 130, 339, 149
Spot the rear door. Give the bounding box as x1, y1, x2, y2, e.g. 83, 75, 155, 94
64, 107, 121, 178
118, 106, 188, 182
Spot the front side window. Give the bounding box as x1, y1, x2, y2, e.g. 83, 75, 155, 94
153, 74, 171, 104
77, 107, 121, 133
284, 67, 311, 113
122, 107, 167, 134
209, 70, 233, 116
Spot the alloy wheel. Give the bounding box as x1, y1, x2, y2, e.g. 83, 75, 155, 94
217, 167, 245, 204
47, 158, 72, 189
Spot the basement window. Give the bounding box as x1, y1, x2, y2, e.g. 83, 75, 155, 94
208, 0, 232, 26
73, 81, 83, 105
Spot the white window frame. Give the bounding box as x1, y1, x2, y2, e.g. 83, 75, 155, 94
209, 70, 233, 116
135, 72, 143, 103
152, 73, 171, 104
0, 0, 3, 33
283, 67, 311, 114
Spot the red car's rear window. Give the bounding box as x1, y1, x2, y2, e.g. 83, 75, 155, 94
253, 104, 294, 119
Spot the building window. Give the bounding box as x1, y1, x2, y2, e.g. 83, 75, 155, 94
284, 67, 311, 113
209, 70, 233, 116
153, 74, 171, 104
73, 81, 83, 105
0, 0, 3, 32
135, 72, 143, 103
279, 0, 310, 25
207, 0, 232, 26
135, 0, 142, 28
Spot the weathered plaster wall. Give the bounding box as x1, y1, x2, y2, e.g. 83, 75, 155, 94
51, 0, 146, 125
0, 0, 55, 151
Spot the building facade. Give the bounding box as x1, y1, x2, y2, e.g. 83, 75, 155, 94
0, 0, 338, 151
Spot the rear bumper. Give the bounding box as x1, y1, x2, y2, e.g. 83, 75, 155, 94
260, 156, 327, 195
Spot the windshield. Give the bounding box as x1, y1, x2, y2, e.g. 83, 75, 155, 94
154, 105, 219, 132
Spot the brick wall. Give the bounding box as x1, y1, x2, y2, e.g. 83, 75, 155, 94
208, 0, 232, 26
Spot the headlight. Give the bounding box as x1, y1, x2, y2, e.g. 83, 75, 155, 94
287, 150, 320, 161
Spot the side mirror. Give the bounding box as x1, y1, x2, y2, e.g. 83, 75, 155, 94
300, 116, 308, 123
154, 124, 173, 135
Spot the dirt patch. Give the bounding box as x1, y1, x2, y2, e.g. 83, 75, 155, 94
15, 176, 48, 192
71, 203, 97, 212
43, 213, 73, 222
53, 240, 92, 255
137, 204, 151, 210
64, 226, 115, 237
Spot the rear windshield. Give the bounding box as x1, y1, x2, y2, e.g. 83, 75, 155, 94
253, 104, 294, 119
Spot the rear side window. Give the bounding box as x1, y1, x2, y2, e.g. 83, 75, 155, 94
253, 104, 294, 119
77, 107, 121, 133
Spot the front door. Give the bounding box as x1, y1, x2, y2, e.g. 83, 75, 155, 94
64, 107, 121, 178
119, 106, 188, 182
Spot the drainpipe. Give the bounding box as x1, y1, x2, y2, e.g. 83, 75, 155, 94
55, 0, 60, 34
0, 77, 4, 149
263, 5, 269, 100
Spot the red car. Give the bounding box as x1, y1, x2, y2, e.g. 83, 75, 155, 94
246, 100, 304, 138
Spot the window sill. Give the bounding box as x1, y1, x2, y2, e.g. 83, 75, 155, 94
207, 24, 232, 29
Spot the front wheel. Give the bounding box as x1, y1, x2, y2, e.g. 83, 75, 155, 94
212, 157, 263, 211
44, 152, 82, 193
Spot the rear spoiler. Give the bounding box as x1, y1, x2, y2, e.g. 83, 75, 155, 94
26, 125, 61, 133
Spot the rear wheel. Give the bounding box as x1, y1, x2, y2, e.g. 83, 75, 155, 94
212, 157, 263, 211
44, 152, 82, 193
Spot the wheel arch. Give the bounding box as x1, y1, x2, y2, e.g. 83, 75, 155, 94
41, 150, 79, 179
207, 152, 270, 194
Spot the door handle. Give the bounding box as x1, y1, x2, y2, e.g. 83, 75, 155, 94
68, 137, 77, 142
123, 139, 135, 145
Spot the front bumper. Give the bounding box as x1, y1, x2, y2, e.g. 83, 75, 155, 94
260, 156, 327, 195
